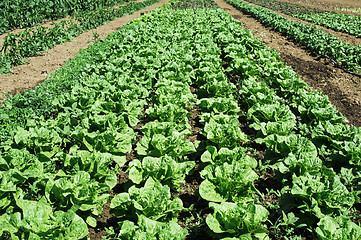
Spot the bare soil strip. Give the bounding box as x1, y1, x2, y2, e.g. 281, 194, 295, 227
0, 0, 170, 101
214, 0, 361, 127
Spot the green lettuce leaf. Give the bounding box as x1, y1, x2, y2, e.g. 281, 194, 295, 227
316, 216, 361, 240
117, 215, 188, 240
206, 202, 269, 238
199, 161, 258, 203
202, 114, 248, 148
128, 155, 195, 187
110, 177, 183, 222
201, 146, 257, 167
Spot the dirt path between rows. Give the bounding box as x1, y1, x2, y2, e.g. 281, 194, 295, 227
0, 0, 169, 102
214, 0, 361, 127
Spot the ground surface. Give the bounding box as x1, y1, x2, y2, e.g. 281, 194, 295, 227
0, 0, 360, 128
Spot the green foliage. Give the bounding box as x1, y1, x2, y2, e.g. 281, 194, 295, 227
136, 121, 196, 157
128, 155, 195, 188
242, 0, 361, 37
206, 202, 269, 239
114, 215, 188, 240
0, 198, 88, 239
202, 114, 248, 148
110, 177, 184, 222
200, 161, 258, 203
201, 146, 257, 166
1, 4, 361, 239
226, 0, 361, 72
0, 0, 163, 74
316, 216, 361, 240
0, 0, 130, 34
171, 0, 219, 9
288, 173, 357, 218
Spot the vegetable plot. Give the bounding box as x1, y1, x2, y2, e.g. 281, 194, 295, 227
0, 0, 130, 35
294, 12, 361, 37
0, 0, 360, 239
241, 0, 361, 37
225, 0, 361, 73
0, 0, 163, 74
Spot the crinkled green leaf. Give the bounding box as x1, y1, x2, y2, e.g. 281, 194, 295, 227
207, 202, 269, 238
128, 155, 195, 187
200, 162, 258, 203
111, 177, 183, 221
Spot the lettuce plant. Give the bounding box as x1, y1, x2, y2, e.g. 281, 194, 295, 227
0, 198, 87, 240
136, 121, 196, 157
206, 202, 269, 239
202, 114, 248, 148
201, 146, 257, 167
110, 177, 184, 222
199, 161, 258, 203
128, 155, 195, 188
316, 216, 361, 240
115, 215, 188, 240
288, 173, 357, 218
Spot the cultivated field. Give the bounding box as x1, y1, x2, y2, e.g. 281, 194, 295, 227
0, 0, 360, 239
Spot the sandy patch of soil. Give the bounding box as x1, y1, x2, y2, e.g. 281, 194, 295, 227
0, 0, 170, 101
215, 0, 361, 127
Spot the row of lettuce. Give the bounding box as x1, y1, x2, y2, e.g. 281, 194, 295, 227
0, 1, 360, 240
0, 0, 132, 35
226, 0, 361, 73
0, 0, 163, 74
242, 0, 361, 37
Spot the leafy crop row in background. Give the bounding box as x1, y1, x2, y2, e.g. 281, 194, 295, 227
242, 0, 361, 37
226, 0, 361, 73
0, 0, 163, 74
0, 0, 131, 35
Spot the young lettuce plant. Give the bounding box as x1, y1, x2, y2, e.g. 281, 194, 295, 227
198, 97, 241, 116
206, 201, 269, 239
201, 114, 248, 149
128, 154, 195, 188
257, 133, 322, 176
110, 177, 184, 222
285, 172, 357, 220
247, 102, 296, 137
201, 146, 257, 166
136, 121, 196, 158
0, 197, 88, 240
316, 215, 361, 240
114, 215, 188, 240
199, 161, 259, 203
45, 171, 113, 216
